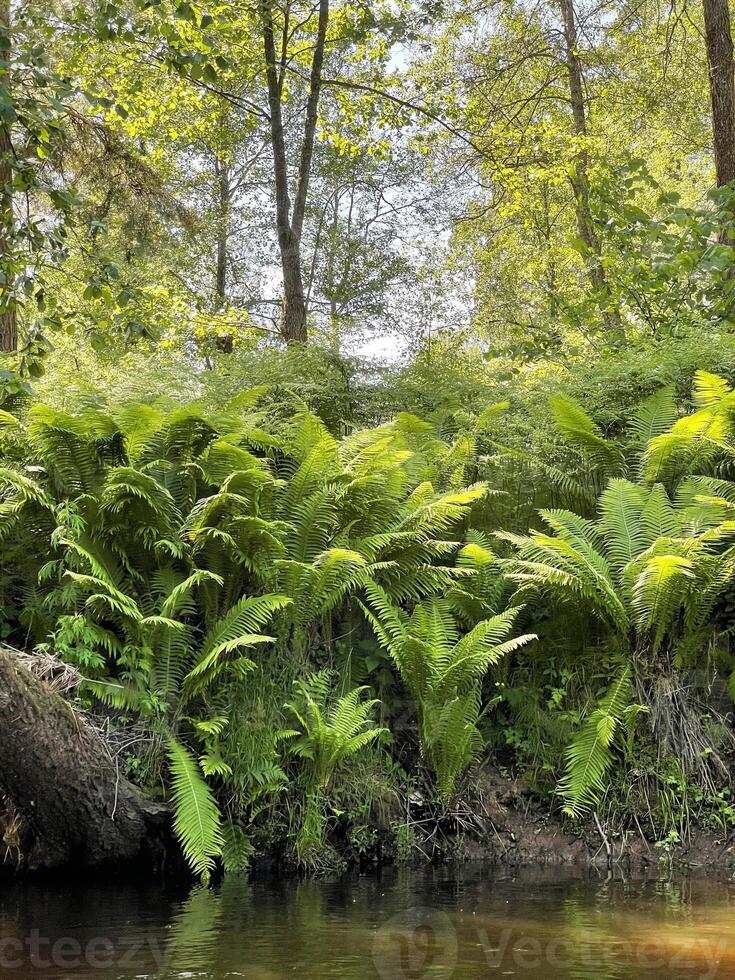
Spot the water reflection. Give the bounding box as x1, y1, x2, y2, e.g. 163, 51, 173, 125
1, 866, 735, 978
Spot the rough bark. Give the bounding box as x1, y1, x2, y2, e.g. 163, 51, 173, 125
261, 0, 329, 344
213, 156, 233, 353
215, 158, 230, 307
558, 0, 622, 337
0, 647, 163, 871
0, 0, 16, 353
704, 0, 735, 188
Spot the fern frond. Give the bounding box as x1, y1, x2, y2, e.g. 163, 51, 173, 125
167, 736, 223, 879
559, 667, 633, 817
550, 395, 625, 476
627, 386, 677, 445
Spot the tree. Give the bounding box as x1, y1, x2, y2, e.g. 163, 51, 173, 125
260, 0, 329, 344
422, 0, 716, 355
703, 0, 735, 188
558, 0, 621, 337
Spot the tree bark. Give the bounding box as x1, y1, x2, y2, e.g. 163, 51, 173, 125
0, 647, 163, 871
215, 157, 230, 307
703, 0, 735, 188
261, 0, 329, 344
0, 0, 16, 354
558, 0, 622, 338
213, 156, 233, 353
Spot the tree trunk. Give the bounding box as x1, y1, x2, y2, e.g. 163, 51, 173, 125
0, 0, 16, 354
215, 158, 230, 307
704, 0, 735, 188
281, 232, 307, 343
260, 0, 329, 345
213, 157, 233, 353
0, 647, 164, 871
540, 179, 560, 320
558, 0, 622, 338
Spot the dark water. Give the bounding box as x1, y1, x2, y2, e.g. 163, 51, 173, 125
2, 865, 735, 978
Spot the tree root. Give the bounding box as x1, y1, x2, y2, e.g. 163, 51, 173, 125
638, 670, 734, 797
0, 645, 167, 872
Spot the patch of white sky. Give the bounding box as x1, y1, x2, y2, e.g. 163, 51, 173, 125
346, 16, 478, 362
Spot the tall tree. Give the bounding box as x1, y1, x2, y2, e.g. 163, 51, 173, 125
0, 0, 16, 353
703, 0, 735, 188
558, 0, 621, 337
261, 0, 329, 344
214, 156, 230, 309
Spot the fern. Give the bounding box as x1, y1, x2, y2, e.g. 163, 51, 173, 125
184, 594, 292, 697
285, 672, 387, 789
627, 386, 677, 446
550, 395, 626, 477
284, 672, 388, 866
559, 667, 635, 817
364, 590, 534, 801
167, 736, 224, 880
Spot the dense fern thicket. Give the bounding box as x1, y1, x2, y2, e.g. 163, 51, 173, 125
4, 371, 735, 874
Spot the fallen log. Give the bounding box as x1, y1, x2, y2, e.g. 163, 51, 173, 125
0, 646, 164, 871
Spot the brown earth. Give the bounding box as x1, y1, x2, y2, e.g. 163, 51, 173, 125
453, 770, 735, 871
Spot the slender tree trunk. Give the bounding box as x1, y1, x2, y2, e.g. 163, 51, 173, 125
540, 179, 559, 319
215, 158, 230, 307
260, 0, 329, 344
704, 0, 735, 188
281, 241, 307, 341
290, 0, 329, 244
0, 647, 165, 870
327, 191, 340, 350
0, 0, 16, 354
558, 0, 622, 337
213, 157, 234, 353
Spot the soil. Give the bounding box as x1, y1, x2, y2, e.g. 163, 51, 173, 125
450, 769, 735, 872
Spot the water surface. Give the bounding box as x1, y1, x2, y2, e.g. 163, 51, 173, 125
1, 865, 734, 978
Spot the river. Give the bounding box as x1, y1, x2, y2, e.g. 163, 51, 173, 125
1, 865, 734, 978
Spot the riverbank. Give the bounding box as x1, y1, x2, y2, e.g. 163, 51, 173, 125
391, 770, 735, 874
5, 758, 735, 881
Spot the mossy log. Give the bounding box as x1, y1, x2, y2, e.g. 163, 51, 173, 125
0, 646, 164, 871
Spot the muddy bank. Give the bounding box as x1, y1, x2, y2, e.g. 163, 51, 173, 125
438, 771, 735, 872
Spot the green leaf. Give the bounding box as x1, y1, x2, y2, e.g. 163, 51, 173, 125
167, 736, 223, 880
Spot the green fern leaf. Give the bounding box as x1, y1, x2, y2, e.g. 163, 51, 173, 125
167, 736, 223, 879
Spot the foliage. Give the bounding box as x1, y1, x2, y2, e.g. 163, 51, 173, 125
3, 0, 735, 872
285, 672, 388, 791
363, 584, 534, 801
503, 403, 735, 812
0, 389, 506, 869
558, 666, 641, 817
283, 670, 387, 866
167, 735, 224, 881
